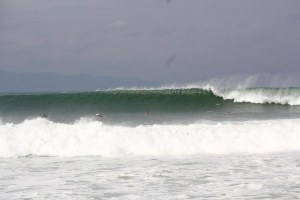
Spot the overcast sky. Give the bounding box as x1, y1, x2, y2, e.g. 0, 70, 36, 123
1, 0, 300, 84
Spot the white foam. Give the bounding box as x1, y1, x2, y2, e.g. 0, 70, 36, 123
213, 88, 300, 105
1, 118, 300, 158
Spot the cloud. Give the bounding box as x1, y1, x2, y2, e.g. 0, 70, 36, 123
108, 20, 128, 29
285, 13, 300, 24
0, 0, 300, 83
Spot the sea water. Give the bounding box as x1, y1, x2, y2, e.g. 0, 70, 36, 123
1, 153, 300, 199
1, 87, 300, 199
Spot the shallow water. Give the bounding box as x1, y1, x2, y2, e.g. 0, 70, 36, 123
1, 153, 300, 199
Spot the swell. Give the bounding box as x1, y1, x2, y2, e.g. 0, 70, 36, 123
0, 118, 300, 158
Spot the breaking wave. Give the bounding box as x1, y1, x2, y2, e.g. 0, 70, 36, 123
1, 118, 300, 158
212, 87, 300, 105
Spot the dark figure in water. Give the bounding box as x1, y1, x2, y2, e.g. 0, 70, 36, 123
42, 114, 48, 118
96, 113, 103, 119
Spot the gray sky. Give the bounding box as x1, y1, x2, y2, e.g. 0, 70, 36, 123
1, 0, 300, 83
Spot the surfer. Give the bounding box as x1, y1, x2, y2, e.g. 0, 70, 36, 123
96, 113, 103, 119
41, 114, 48, 118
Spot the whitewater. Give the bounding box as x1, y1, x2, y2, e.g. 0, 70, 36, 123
1, 87, 300, 199
1, 118, 300, 158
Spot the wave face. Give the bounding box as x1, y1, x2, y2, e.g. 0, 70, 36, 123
1, 118, 300, 158
0, 89, 222, 113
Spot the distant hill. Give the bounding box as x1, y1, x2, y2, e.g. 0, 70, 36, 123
0, 71, 159, 92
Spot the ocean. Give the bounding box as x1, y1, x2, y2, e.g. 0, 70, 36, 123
1, 87, 300, 199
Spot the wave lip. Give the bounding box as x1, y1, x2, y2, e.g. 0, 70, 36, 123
1, 118, 300, 158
